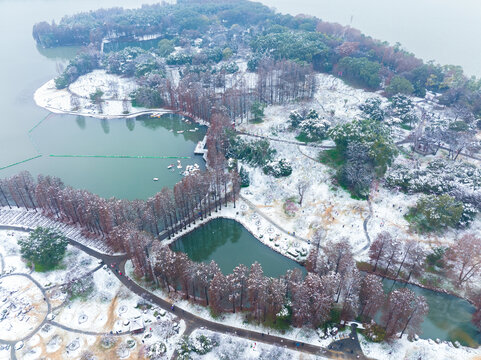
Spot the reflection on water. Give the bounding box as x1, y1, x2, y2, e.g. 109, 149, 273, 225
75, 116, 86, 130
171, 218, 305, 278
1, 113, 206, 200
382, 279, 480, 347
35, 44, 82, 60
100, 118, 110, 134
126, 118, 135, 132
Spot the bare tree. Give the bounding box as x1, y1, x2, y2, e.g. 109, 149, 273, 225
446, 233, 481, 287
296, 180, 310, 206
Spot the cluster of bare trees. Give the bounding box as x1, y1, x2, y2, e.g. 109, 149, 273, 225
156, 59, 316, 124
368, 231, 481, 290
0, 165, 240, 245
303, 234, 430, 338
150, 237, 380, 331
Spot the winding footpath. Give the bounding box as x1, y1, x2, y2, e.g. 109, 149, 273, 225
0, 211, 367, 359
0, 273, 51, 360
236, 130, 334, 149
239, 195, 311, 246
358, 198, 373, 255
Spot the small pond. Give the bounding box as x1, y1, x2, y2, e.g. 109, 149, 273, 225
171, 218, 305, 278
381, 278, 481, 347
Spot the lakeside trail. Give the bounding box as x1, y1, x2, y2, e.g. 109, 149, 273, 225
0, 222, 368, 360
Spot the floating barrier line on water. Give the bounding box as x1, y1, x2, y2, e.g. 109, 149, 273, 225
0, 155, 42, 171
48, 154, 191, 159
28, 113, 52, 133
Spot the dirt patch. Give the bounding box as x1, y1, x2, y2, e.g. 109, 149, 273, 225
104, 293, 119, 332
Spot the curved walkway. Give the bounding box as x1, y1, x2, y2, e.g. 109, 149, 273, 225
358, 198, 373, 255
236, 131, 334, 149
239, 195, 311, 246
1, 223, 366, 359
0, 273, 52, 360
48, 321, 132, 337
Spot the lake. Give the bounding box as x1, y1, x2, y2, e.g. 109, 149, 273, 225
0, 0, 180, 199
382, 278, 481, 347
171, 218, 306, 278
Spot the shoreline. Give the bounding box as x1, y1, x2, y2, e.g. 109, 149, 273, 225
161, 199, 309, 264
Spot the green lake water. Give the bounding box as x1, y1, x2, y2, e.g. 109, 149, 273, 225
0, 0, 200, 200
382, 279, 481, 347
171, 218, 305, 278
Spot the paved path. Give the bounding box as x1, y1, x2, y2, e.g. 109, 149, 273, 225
0, 207, 117, 255
239, 195, 311, 246
357, 198, 373, 255
0, 223, 365, 359
236, 131, 334, 149
328, 323, 364, 358
0, 273, 52, 360
48, 320, 132, 337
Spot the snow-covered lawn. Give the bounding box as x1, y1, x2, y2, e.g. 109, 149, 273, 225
185, 328, 327, 359
0, 229, 185, 359
359, 333, 481, 360
0, 275, 48, 342
234, 72, 481, 263
34, 70, 160, 119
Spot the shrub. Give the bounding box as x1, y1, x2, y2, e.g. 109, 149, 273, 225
263, 159, 292, 177
363, 322, 386, 343
385, 75, 414, 96
406, 194, 464, 233
227, 137, 275, 167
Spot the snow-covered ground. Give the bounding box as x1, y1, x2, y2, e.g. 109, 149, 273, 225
359, 333, 481, 360
235, 72, 481, 263
34, 70, 165, 119
185, 328, 327, 359
0, 229, 184, 359
0, 275, 47, 342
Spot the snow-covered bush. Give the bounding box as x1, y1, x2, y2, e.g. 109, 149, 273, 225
166, 52, 192, 65
386, 159, 481, 220
66, 274, 95, 301
298, 117, 330, 141
176, 334, 217, 359
189, 334, 216, 354
363, 321, 386, 343
359, 97, 385, 122
100, 334, 116, 349
220, 62, 239, 74
406, 194, 465, 233
263, 158, 292, 178
146, 342, 167, 359
288, 110, 304, 128
227, 137, 275, 167
387, 94, 418, 126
